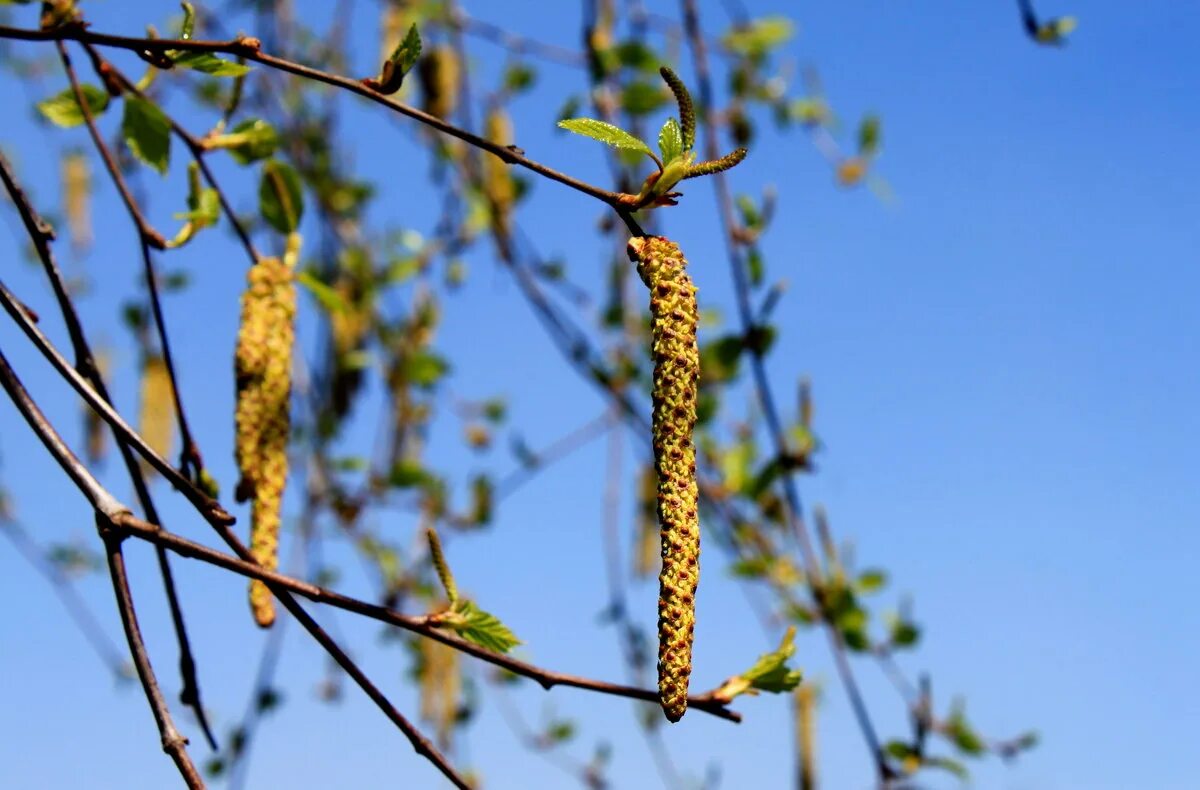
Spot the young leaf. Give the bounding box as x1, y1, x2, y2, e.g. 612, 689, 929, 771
714, 625, 803, 700
122, 96, 172, 174
741, 626, 803, 692
443, 599, 521, 654
179, 1, 196, 40
658, 117, 683, 165
259, 159, 304, 234
858, 114, 882, 157
36, 84, 110, 128
367, 24, 421, 94
557, 118, 654, 159
171, 52, 251, 78
219, 118, 280, 164
389, 23, 422, 75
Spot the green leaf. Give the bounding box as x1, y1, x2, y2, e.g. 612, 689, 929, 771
388, 23, 422, 74
557, 118, 654, 159
856, 569, 887, 594
443, 599, 521, 654
296, 271, 349, 314
121, 97, 171, 174
223, 118, 280, 164
885, 740, 916, 760
925, 756, 969, 779
388, 460, 434, 489
502, 63, 536, 93
858, 114, 882, 157
171, 51, 251, 77
402, 350, 450, 389
721, 16, 795, 58
36, 84, 110, 128
726, 626, 803, 697
258, 159, 304, 233
945, 702, 986, 756
658, 117, 683, 165
619, 80, 669, 116
545, 720, 576, 743
179, 2, 196, 40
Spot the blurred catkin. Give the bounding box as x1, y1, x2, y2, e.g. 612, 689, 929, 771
627, 235, 700, 722
138, 353, 174, 472
61, 150, 92, 253
234, 255, 296, 628
419, 46, 459, 122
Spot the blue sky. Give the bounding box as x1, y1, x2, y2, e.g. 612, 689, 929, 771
1, 1, 1198, 789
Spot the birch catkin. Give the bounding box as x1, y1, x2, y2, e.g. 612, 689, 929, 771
628, 235, 700, 722
234, 255, 296, 628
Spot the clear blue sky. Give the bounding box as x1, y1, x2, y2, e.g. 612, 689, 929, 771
1, 1, 1197, 788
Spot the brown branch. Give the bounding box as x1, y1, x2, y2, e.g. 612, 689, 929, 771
0, 147, 219, 751
0, 335, 472, 788
104, 509, 743, 724
53, 40, 166, 248
678, 0, 892, 780
0, 349, 202, 788
0, 24, 633, 210
0, 276, 234, 527
78, 41, 262, 265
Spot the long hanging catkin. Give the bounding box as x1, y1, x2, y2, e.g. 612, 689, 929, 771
234, 255, 296, 628
627, 235, 700, 722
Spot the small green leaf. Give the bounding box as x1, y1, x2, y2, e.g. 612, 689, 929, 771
388, 460, 434, 489
402, 350, 450, 389
502, 63, 536, 93
658, 117, 683, 165
721, 16, 795, 58
171, 51, 251, 77
925, 756, 969, 779
719, 626, 803, 699
443, 599, 521, 654
885, 740, 916, 760
389, 23, 422, 74
858, 114, 882, 157
36, 84, 110, 128
557, 118, 654, 159
619, 80, 669, 116
856, 569, 887, 593
122, 97, 171, 174
179, 2, 196, 40
296, 271, 348, 314
223, 118, 280, 164
545, 720, 576, 743
258, 159, 304, 233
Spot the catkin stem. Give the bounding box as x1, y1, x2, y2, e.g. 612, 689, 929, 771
627, 235, 700, 722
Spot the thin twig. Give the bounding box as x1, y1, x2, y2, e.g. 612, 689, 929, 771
0, 24, 630, 210
103, 509, 743, 723
0, 148, 219, 750
0, 349, 202, 788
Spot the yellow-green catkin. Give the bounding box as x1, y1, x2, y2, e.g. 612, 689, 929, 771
234, 255, 296, 628
627, 235, 700, 722
138, 353, 174, 473
419, 46, 460, 122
